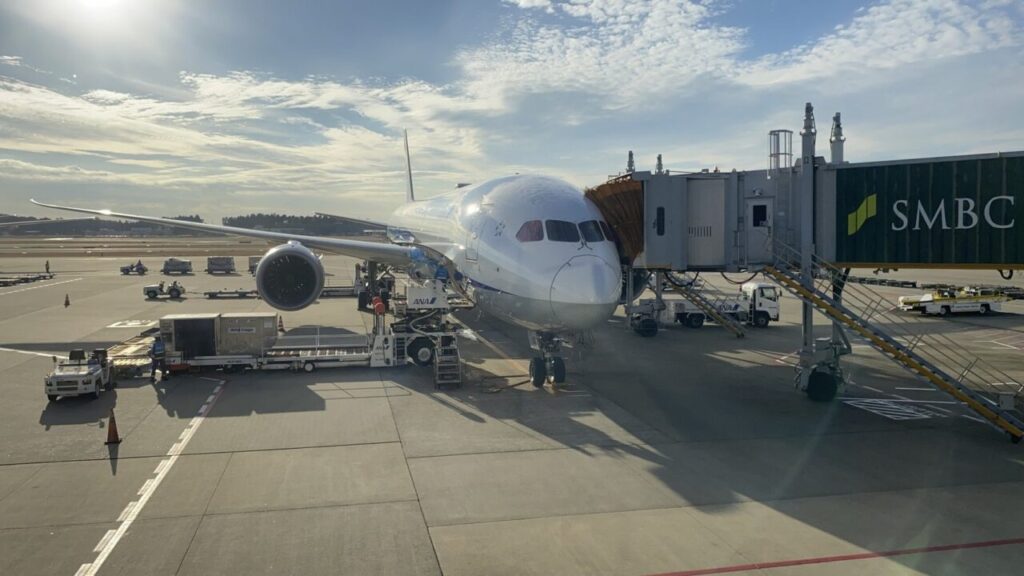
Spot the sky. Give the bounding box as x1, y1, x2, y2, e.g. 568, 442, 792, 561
1, 0, 1022, 222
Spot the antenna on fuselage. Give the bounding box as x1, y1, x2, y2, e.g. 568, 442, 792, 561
404, 129, 415, 203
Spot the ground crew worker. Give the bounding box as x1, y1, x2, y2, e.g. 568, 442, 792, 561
150, 335, 169, 382
45, 260, 50, 274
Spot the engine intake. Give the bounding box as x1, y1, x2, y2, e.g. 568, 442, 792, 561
255, 242, 325, 311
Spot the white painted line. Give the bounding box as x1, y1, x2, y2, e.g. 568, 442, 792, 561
93, 530, 116, 553
116, 501, 138, 522
839, 397, 957, 404
0, 277, 82, 296
205, 394, 216, 404
78, 380, 227, 576
199, 376, 222, 383
0, 346, 66, 359
137, 479, 153, 496
153, 459, 170, 475
895, 387, 936, 392
197, 403, 209, 415
168, 442, 184, 456
985, 340, 1021, 350
962, 414, 986, 424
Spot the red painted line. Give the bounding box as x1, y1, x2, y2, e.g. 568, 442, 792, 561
647, 537, 1024, 576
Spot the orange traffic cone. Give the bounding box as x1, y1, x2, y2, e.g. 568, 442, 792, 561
64, 294, 70, 308
105, 409, 121, 444
278, 316, 285, 333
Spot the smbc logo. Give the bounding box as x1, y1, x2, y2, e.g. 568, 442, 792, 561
847, 194, 1015, 236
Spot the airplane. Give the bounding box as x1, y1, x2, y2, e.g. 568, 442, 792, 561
31, 132, 624, 385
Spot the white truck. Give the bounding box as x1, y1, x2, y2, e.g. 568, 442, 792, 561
642, 281, 781, 329
898, 287, 1007, 316
45, 349, 113, 402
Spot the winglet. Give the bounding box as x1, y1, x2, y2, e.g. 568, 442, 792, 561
404, 129, 415, 203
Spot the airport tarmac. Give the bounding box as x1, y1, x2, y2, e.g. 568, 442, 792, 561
1, 251, 1023, 575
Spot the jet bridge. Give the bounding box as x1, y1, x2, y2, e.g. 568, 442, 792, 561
590, 103, 1024, 441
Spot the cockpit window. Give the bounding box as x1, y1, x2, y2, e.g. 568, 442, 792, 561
578, 220, 604, 242
515, 220, 544, 242
545, 220, 581, 243
600, 221, 616, 242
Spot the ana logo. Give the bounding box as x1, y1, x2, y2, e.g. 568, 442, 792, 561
847, 194, 877, 236
412, 297, 437, 305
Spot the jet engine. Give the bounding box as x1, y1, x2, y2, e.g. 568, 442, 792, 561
255, 241, 325, 311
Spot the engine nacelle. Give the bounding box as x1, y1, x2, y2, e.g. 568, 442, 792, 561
255, 241, 325, 311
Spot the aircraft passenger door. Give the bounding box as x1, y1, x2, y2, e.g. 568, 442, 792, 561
745, 198, 773, 265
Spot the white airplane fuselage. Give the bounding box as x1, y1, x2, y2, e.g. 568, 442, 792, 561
389, 175, 622, 332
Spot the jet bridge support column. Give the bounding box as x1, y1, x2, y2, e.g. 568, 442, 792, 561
794, 103, 848, 401
799, 103, 816, 364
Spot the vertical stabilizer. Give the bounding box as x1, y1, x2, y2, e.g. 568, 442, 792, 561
404, 130, 415, 202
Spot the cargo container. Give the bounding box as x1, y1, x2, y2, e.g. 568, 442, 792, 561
217, 313, 278, 355
831, 153, 1023, 268
160, 313, 218, 359
205, 256, 236, 274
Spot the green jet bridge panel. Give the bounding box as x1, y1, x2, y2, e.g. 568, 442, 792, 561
823, 152, 1024, 270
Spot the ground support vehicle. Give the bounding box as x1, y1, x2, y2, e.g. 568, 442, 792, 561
157, 281, 462, 386
204, 289, 259, 299
144, 281, 185, 299
635, 281, 781, 331
45, 349, 113, 401
247, 256, 261, 275
205, 256, 236, 274
161, 258, 193, 275
107, 330, 157, 379
120, 262, 148, 275
320, 285, 358, 298
898, 287, 1008, 316
0, 273, 56, 286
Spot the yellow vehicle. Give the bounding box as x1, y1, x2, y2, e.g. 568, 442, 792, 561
898, 287, 1007, 316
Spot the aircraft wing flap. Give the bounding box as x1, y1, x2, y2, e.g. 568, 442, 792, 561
30, 200, 414, 266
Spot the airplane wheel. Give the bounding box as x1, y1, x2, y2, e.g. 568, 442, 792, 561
551, 357, 566, 383
529, 357, 546, 387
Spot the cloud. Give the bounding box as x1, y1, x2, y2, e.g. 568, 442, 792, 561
1, 0, 1022, 221
738, 0, 1022, 86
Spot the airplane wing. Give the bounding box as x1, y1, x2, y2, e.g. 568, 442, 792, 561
0, 216, 98, 229
313, 212, 387, 231
30, 200, 415, 266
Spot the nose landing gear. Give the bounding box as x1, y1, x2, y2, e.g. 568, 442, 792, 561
528, 331, 567, 388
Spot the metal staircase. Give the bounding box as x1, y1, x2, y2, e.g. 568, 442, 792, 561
433, 335, 462, 388
765, 239, 1024, 442
665, 282, 747, 338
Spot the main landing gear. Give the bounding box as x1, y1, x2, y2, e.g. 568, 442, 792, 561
528, 331, 566, 388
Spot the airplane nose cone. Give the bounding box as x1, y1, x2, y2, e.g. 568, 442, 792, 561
550, 255, 621, 328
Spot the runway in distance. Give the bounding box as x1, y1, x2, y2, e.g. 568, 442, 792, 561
32, 132, 623, 383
